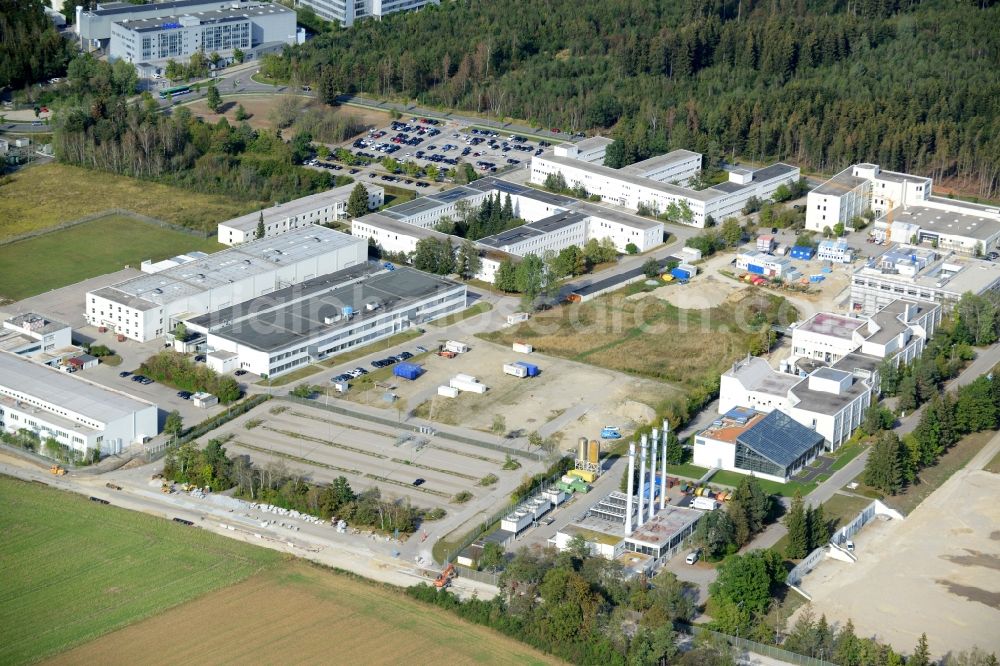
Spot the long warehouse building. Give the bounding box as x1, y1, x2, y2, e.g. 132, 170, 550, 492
0, 351, 158, 456
185, 264, 466, 378
85, 226, 367, 342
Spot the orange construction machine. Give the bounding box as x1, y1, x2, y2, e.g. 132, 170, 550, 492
434, 563, 457, 589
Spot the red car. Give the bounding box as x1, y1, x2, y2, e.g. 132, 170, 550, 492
551, 128, 561, 133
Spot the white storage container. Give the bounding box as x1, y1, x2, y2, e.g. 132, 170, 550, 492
437, 385, 459, 398
503, 363, 528, 378
512, 342, 534, 354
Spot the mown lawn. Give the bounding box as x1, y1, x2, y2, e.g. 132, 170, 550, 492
706, 469, 818, 497
0, 215, 224, 301
0, 476, 280, 665
0, 162, 254, 238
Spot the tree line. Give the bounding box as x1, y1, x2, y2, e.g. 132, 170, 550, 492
263, 0, 1000, 199
163, 439, 430, 533
139, 351, 242, 403
0, 0, 74, 90
864, 372, 1000, 495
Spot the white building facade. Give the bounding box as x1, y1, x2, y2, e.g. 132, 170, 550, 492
218, 184, 384, 245
85, 227, 367, 342
0, 352, 158, 455
295, 0, 439, 28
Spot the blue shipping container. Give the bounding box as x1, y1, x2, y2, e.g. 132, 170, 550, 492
746, 264, 766, 275
393, 363, 423, 380
514, 361, 540, 377
670, 267, 692, 280
790, 246, 814, 259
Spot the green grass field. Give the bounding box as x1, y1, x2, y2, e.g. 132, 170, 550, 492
985, 449, 1000, 474
0, 216, 224, 301
0, 162, 254, 239
706, 469, 818, 497
428, 302, 493, 327
0, 476, 281, 664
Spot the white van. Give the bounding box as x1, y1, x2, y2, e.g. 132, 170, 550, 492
685, 549, 701, 565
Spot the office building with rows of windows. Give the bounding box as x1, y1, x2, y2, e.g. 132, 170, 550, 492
297, 0, 439, 27
106, 3, 295, 68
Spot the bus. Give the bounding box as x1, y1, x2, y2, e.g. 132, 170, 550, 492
159, 85, 191, 100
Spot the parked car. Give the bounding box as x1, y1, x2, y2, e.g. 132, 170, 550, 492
353, 367, 368, 376
686, 549, 701, 565
415, 345, 428, 353
845, 540, 855, 552
234, 369, 247, 376
396, 351, 413, 360
119, 371, 132, 378
177, 391, 192, 399
140, 378, 154, 385
131, 375, 145, 382
412, 478, 426, 486
194, 355, 206, 362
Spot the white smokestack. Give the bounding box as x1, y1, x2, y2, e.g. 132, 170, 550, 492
625, 441, 636, 535
660, 420, 669, 510
637, 434, 647, 528
648, 430, 656, 522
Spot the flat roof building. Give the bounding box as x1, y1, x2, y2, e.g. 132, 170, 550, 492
850, 244, 1000, 314
85, 226, 366, 342
0, 351, 158, 455
295, 0, 439, 27
0, 313, 73, 359
623, 506, 703, 560
191, 264, 466, 378
104, 3, 296, 68
531, 148, 799, 228
217, 184, 384, 246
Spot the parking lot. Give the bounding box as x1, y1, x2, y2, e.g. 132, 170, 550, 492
199, 401, 543, 512
318, 116, 556, 187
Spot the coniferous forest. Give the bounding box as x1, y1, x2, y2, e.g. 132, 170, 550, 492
263, 0, 1000, 198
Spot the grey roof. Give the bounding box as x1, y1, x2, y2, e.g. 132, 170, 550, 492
737, 410, 824, 468
812, 367, 851, 382
428, 186, 479, 204
619, 149, 700, 176
91, 0, 233, 16
790, 372, 869, 413
0, 351, 153, 424
796, 312, 865, 340
219, 184, 381, 233
478, 226, 544, 248
877, 169, 930, 185
208, 267, 464, 352
883, 204, 1000, 242
711, 181, 746, 194
572, 201, 662, 230
523, 210, 587, 234
5, 313, 69, 335
813, 166, 868, 197
832, 350, 883, 375
114, 3, 292, 30
725, 356, 800, 395
92, 226, 362, 308
536, 153, 719, 202
466, 177, 576, 206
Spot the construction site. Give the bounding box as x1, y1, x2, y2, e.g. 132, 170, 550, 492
361, 337, 676, 452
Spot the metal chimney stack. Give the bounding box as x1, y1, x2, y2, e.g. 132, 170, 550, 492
637, 434, 647, 528
660, 419, 669, 510
625, 441, 636, 535
647, 429, 656, 522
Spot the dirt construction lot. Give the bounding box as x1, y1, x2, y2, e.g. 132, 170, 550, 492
374, 339, 677, 450
796, 432, 1000, 657
201, 401, 544, 511
48, 562, 557, 666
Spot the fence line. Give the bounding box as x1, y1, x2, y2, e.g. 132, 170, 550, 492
684, 625, 838, 666
141, 394, 271, 462
454, 564, 500, 586
831, 500, 877, 545
0, 208, 211, 248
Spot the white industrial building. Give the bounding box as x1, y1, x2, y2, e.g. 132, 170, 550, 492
351, 176, 665, 274
0, 352, 158, 456
295, 0, 439, 27
816, 239, 853, 264
735, 250, 793, 278
85, 227, 367, 342
217, 184, 384, 245
718, 356, 872, 449
850, 244, 1000, 314
78, 0, 248, 46
185, 264, 466, 378
788, 299, 940, 369
99, 3, 297, 68
530, 147, 800, 228
806, 163, 1000, 256
0, 313, 73, 359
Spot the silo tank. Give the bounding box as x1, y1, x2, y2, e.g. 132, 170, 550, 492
577, 437, 588, 462
588, 440, 600, 464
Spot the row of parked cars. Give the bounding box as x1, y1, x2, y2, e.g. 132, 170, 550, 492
332, 367, 369, 383
119, 370, 154, 385
371, 350, 413, 368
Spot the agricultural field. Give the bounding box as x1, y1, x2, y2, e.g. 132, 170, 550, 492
481, 289, 797, 396
0, 215, 224, 301
0, 162, 254, 239
49, 562, 557, 666
0, 476, 280, 664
